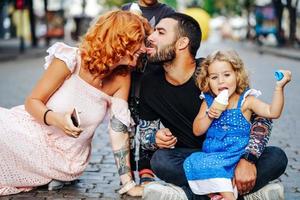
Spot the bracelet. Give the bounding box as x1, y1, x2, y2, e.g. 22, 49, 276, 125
118, 180, 136, 195
43, 109, 53, 126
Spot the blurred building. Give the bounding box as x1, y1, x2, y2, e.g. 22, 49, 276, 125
0, 0, 105, 52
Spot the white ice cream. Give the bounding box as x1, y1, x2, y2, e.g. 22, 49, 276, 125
215, 89, 229, 105
129, 3, 142, 16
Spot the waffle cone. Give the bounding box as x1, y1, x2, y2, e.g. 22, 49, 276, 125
212, 100, 227, 111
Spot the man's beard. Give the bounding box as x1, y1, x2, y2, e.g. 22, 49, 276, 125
147, 42, 176, 64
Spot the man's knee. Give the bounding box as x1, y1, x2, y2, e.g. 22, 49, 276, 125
150, 149, 171, 173
261, 146, 288, 175
253, 146, 288, 191
268, 146, 288, 174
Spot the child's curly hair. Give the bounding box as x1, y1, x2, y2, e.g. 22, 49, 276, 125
79, 10, 151, 76
197, 50, 250, 95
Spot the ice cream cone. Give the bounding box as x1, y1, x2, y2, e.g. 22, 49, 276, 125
212, 100, 228, 111
212, 89, 229, 111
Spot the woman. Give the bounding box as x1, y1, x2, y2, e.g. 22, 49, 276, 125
0, 10, 151, 196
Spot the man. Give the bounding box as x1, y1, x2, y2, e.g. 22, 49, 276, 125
122, 0, 175, 184
140, 12, 288, 200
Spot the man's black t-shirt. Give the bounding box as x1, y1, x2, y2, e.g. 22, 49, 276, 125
121, 2, 175, 123
139, 67, 205, 149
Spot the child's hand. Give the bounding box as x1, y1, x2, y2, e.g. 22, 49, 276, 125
276, 70, 292, 88
207, 106, 223, 119
51, 112, 83, 137
126, 185, 144, 196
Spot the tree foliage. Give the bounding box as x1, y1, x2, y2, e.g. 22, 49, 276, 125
104, 0, 132, 8
188, 0, 256, 16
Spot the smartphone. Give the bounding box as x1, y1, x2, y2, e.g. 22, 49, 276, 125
71, 108, 81, 127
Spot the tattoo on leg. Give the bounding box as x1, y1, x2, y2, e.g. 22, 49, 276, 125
110, 116, 128, 133
113, 147, 131, 176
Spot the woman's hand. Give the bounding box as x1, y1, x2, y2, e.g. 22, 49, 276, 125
126, 185, 144, 196
49, 111, 83, 137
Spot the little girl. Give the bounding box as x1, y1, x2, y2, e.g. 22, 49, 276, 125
183, 50, 291, 200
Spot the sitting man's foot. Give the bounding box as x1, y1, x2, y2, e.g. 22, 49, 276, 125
140, 176, 156, 185
243, 183, 284, 200
143, 182, 188, 200
139, 169, 156, 185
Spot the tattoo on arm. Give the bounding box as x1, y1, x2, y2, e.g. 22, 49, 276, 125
113, 146, 131, 176
110, 116, 128, 133
246, 116, 272, 158
139, 119, 160, 151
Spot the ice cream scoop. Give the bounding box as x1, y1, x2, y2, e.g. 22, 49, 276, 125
129, 3, 142, 16
212, 89, 229, 111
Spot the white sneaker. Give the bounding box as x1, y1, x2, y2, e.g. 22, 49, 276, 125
244, 183, 284, 200
143, 182, 188, 200
48, 180, 69, 191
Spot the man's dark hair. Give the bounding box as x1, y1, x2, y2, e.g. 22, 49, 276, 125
163, 12, 202, 57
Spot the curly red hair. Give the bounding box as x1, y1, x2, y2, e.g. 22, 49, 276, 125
197, 50, 250, 95
79, 10, 151, 76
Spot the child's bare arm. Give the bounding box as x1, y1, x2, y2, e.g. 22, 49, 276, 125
247, 96, 282, 119
193, 101, 214, 136
247, 70, 291, 119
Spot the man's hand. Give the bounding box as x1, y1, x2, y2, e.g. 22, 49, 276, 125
234, 159, 257, 195
155, 128, 177, 149
126, 185, 143, 197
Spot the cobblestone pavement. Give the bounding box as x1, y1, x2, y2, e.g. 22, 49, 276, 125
0, 118, 138, 200
0, 40, 299, 199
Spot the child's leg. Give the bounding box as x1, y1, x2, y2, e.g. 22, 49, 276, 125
209, 194, 224, 200
209, 179, 237, 200
219, 192, 236, 200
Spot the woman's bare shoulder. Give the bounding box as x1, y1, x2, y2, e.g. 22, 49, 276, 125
102, 71, 131, 97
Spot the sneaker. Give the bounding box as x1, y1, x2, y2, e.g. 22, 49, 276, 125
140, 176, 156, 185
143, 182, 188, 200
48, 180, 69, 191
243, 183, 284, 200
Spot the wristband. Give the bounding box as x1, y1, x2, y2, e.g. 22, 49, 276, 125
241, 152, 258, 164
118, 180, 136, 194
43, 109, 53, 126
